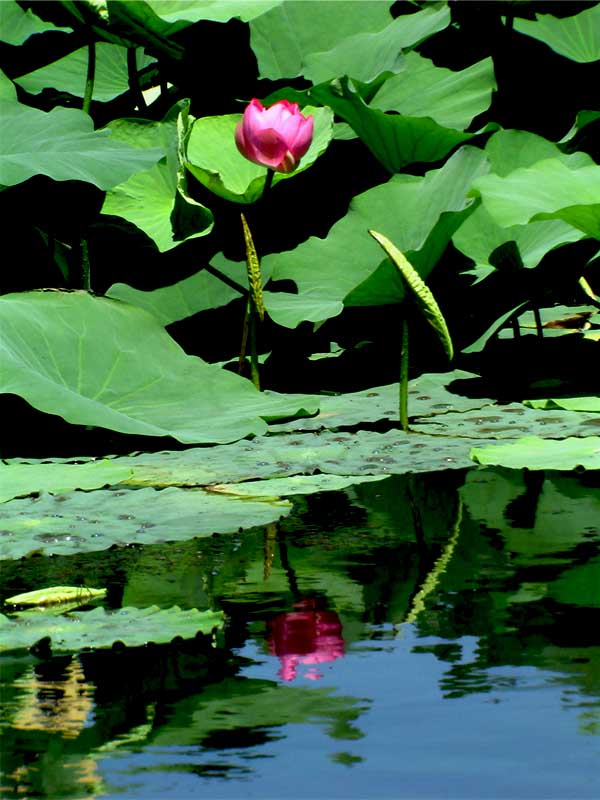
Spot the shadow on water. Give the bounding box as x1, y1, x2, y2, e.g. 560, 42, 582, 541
1, 468, 600, 798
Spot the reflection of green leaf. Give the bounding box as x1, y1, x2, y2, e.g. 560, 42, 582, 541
0, 291, 317, 444
0, 0, 70, 44
549, 559, 600, 608
0, 101, 163, 189
514, 5, 600, 63
470, 436, 600, 470
249, 0, 393, 79
0, 486, 292, 559
262, 146, 487, 328
15, 44, 155, 102
0, 606, 224, 654
185, 106, 333, 204
312, 77, 472, 173
371, 52, 495, 131
152, 676, 366, 745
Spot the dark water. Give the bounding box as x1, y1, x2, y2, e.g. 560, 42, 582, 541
2, 467, 600, 799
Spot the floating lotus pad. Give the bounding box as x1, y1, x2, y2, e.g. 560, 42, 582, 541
0, 605, 224, 655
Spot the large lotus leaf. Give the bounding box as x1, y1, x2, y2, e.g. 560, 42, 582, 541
470, 436, 600, 470
102, 111, 213, 251
0, 100, 163, 190
144, 0, 280, 22
185, 106, 333, 204
249, 0, 393, 80
525, 397, 600, 413
302, 5, 450, 84
560, 110, 600, 144
514, 5, 600, 63
454, 130, 593, 276
106, 253, 248, 325
312, 77, 472, 174
15, 44, 155, 102
208, 473, 386, 497
0, 291, 317, 444
0, 606, 224, 654
262, 146, 488, 328
453, 206, 585, 275
412, 404, 600, 440
0, 486, 292, 559
0, 460, 133, 505
0, 0, 70, 44
471, 159, 600, 239
483, 129, 594, 177
371, 52, 495, 131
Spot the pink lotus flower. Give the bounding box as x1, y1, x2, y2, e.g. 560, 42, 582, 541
268, 599, 344, 682
235, 98, 314, 174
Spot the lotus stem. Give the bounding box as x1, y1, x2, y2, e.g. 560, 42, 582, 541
80, 236, 91, 292
532, 305, 544, 339
82, 39, 96, 115
126, 47, 146, 111
400, 317, 409, 432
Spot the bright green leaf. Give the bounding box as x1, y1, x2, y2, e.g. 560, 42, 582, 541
15, 44, 156, 102
0, 0, 70, 44
514, 5, 600, 63
371, 52, 495, 131
0, 606, 224, 654
185, 106, 333, 204
470, 436, 600, 470
249, 0, 394, 79
0, 101, 163, 189
0, 291, 317, 445
312, 77, 472, 173
262, 146, 488, 328
6, 586, 106, 606
471, 159, 600, 239
0, 460, 132, 504
525, 397, 600, 413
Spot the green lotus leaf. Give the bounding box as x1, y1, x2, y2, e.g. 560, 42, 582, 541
0, 460, 133, 504
525, 397, 600, 413
0, 0, 70, 44
371, 52, 495, 131
15, 44, 156, 102
0, 486, 292, 559
185, 106, 333, 204
102, 107, 213, 251
471, 159, 600, 239
6, 586, 106, 606
0, 291, 317, 445
249, 0, 393, 79
470, 436, 600, 470
0, 605, 224, 654
0, 99, 163, 190
514, 4, 600, 63
261, 146, 488, 328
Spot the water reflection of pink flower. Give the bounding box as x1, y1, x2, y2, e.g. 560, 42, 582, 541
268, 599, 345, 681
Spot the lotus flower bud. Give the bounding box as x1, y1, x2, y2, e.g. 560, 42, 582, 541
235, 98, 314, 174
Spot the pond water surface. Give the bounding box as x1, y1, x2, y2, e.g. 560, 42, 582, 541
2, 467, 600, 798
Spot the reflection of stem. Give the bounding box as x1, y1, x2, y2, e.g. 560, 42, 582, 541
532, 305, 544, 339
399, 318, 409, 432
82, 40, 96, 115
263, 523, 277, 580
402, 497, 463, 627
278, 532, 300, 599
